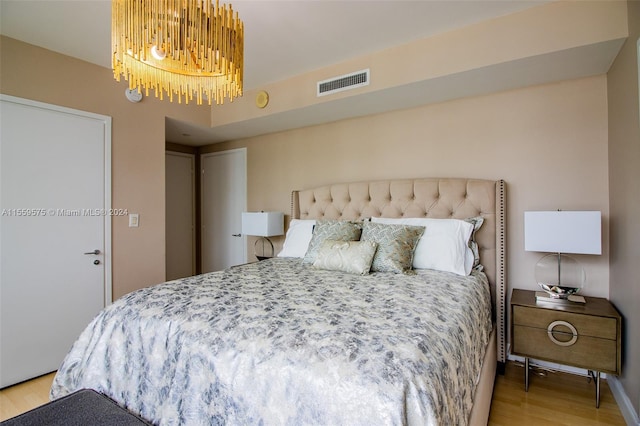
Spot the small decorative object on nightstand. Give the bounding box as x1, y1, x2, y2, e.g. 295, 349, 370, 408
510, 288, 621, 408
524, 210, 601, 303
241, 211, 284, 260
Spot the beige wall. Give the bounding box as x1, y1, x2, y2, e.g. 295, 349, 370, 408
0, 36, 211, 299
204, 74, 611, 299
608, 0, 640, 418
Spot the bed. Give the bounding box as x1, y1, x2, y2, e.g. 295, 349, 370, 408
51, 177, 507, 425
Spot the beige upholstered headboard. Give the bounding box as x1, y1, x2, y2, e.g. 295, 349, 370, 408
291, 178, 507, 365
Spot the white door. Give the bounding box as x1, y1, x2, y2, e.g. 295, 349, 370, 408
201, 149, 246, 272
0, 95, 111, 388
166, 151, 195, 280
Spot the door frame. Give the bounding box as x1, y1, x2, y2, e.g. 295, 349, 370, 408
0, 94, 112, 305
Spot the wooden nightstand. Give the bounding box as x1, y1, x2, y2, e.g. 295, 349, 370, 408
510, 288, 621, 407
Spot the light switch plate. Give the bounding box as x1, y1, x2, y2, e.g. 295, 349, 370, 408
129, 213, 139, 227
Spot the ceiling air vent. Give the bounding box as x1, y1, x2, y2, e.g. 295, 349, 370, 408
317, 69, 370, 97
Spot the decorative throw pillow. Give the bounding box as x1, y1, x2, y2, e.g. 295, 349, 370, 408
361, 222, 425, 274
312, 240, 378, 275
277, 219, 316, 258
371, 217, 474, 275
302, 220, 362, 264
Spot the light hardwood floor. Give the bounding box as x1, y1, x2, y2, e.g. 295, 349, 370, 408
0, 362, 627, 424
0, 372, 55, 421
489, 362, 625, 425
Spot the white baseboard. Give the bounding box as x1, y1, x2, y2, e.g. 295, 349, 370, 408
607, 376, 640, 426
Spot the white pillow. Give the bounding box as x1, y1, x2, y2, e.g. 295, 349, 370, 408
277, 219, 316, 258
371, 217, 474, 275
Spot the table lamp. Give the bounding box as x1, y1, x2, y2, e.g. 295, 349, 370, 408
524, 211, 601, 301
241, 211, 284, 260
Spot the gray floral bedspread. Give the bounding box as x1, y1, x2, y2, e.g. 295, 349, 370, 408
51, 258, 492, 426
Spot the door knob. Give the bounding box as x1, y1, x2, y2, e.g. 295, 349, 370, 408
84, 249, 100, 255
232, 234, 241, 237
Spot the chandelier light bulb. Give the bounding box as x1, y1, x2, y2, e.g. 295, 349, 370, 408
151, 45, 166, 61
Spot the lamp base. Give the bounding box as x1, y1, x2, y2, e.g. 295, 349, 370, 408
254, 237, 274, 260
535, 291, 586, 304
534, 253, 586, 296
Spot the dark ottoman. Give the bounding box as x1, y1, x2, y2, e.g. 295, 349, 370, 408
1, 389, 153, 426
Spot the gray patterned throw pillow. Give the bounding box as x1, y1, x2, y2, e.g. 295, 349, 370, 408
361, 222, 425, 274
302, 220, 363, 264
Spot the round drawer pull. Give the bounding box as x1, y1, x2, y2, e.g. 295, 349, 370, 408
547, 320, 578, 346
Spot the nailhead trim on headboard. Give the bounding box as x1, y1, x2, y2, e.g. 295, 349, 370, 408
496, 179, 507, 364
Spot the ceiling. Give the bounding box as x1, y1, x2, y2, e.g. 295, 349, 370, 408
0, 1, 623, 145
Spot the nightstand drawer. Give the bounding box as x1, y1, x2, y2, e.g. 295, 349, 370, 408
512, 324, 618, 373
513, 306, 617, 340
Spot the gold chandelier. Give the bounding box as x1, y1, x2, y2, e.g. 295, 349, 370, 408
111, 0, 243, 105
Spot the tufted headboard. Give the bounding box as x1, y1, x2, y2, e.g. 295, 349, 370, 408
291, 178, 507, 364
